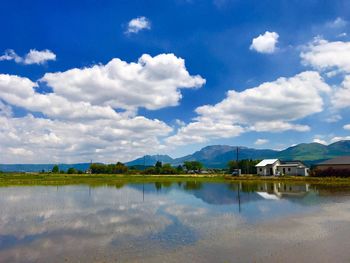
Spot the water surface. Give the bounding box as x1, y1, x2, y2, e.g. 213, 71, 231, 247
1, 181, 350, 262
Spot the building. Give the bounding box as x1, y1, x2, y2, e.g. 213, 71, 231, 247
256, 159, 280, 176
316, 156, 350, 171
276, 161, 309, 176
256, 159, 309, 176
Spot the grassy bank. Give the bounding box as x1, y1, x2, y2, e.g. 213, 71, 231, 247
2, 173, 350, 186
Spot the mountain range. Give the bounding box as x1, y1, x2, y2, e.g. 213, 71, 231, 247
1, 141, 350, 172
126, 140, 350, 168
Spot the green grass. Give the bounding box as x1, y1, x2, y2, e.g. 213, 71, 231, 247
1, 173, 350, 187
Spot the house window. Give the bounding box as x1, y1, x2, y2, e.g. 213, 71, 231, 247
288, 168, 291, 172
259, 168, 262, 172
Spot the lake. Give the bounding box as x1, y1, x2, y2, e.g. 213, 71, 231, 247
1, 181, 350, 262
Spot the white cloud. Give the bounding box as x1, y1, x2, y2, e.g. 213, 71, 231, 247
167, 71, 328, 145
166, 121, 244, 145
324, 114, 342, 123
313, 138, 327, 145
0, 114, 171, 163
23, 49, 56, 65
330, 136, 350, 144
344, 124, 350, 130
0, 51, 205, 163
332, 75, 350, 109
301, 39, 350, 74
0, 49, 56, 65
0, 49, 22, 63
0, 74, 120, 121
41, 53, 205, 112
249, 121, 310, 132
126, 16, 151, 34
0, 101, 12, 117
175, 119, 186, 127
195, 71, 329, 125
255, 139, 269, 145
326, 17, 347, 29
250, 31, 279, 54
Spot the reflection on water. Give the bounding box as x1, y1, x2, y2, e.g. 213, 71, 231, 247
1, 182, 350, 262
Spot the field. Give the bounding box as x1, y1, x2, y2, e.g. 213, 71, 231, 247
2, 173, 350, 186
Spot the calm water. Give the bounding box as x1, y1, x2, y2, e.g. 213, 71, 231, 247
1, 181, 350, 262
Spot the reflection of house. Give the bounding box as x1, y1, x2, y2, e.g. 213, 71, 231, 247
256, 159, 309, 176
316, 156, 350, 170
257, 183, 310, 199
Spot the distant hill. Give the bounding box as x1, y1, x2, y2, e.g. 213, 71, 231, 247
171, 145, 278, 168
127, 140, 350, 168
3, 141, 350, 172
0, 163, 91, 173
126, 155, 173, 166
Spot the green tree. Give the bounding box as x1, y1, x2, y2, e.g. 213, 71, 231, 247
227, 159, 260, 174
52, 165, 59, 173
67, 167, 77, 174
183, 161, 203, 172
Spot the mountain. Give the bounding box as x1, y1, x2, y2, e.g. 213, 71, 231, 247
277, 143, 329, 161
126, 155, 174, 166
127, 140, 350, 168
3, 141, 350, 172
0, 163, 91, 173
172, 145, 278, 168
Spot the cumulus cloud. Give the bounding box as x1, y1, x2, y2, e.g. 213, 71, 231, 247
254, 139, 269, 145
23, 49, 56, 64
0, 53, 204, 162
41, 53, 205, 112
331, 75, 350, 109
301, 38, 350, 74
344, 124, 350, 130
126, 16, 151, 34
0, 49, 56, 65
0, 101, 12, 117
0, 113, 172, 163
250, 31, 279, 54
166, 71, 328, 145
0, 74, 120, 121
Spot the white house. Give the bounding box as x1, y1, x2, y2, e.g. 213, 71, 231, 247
256, 159, 280, 176
276, 161, 309, 176
256, 159, 309, 176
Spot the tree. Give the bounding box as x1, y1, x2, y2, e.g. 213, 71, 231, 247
183, 161, 203, 172
67, 167, 77, 174
227, 159, 260, 174
52, 165, 59, 173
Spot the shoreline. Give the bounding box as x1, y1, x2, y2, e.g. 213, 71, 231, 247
2, 173, 350, 186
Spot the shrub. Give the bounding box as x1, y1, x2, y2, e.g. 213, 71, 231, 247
313, 168, 350, 178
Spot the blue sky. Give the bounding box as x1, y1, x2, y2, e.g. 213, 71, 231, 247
1, 0, 350, 163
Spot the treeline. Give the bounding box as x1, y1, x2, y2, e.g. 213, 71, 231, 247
47, 159, 260, 175
227, 159, 260, 174
50, 165, 84, 174
90, 162, 128, 174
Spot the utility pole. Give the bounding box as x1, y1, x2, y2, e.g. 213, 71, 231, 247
236, 146, 240, 175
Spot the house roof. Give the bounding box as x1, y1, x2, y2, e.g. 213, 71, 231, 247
318, 156, 350, 166
278, 161, 307, 168
255, 159, 279, 167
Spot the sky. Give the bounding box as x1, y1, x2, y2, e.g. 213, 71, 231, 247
1, 0, 350, 163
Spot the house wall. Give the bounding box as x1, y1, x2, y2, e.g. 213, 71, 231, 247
257, 161, 280, 176
276, 166, 309, 176
277, 166, 297, 175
